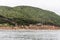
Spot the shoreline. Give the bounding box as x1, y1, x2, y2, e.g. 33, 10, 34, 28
0, 27, 60, 30
0, 25, 60, 30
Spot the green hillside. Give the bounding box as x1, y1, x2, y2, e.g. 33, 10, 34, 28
0, 6, 60, 26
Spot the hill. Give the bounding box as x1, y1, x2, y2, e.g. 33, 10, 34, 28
0, 6, 60, 26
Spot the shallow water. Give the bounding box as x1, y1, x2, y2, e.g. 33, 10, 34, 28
0, 30, 60, 40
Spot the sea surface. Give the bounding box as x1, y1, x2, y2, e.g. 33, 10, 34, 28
0, 30, 60, 40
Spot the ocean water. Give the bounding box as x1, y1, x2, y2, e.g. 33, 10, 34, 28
0, 30, 60, 40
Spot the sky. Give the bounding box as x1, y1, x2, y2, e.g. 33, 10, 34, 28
0, 0, 60, 15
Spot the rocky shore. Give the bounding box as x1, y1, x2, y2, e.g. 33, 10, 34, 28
0, 25, 60, 30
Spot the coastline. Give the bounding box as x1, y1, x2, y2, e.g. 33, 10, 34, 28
0, 25, 60, 30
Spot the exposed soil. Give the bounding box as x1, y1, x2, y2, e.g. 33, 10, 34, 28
0, 25, 60, 30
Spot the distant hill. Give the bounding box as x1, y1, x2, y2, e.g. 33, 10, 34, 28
0, 6, 60, 26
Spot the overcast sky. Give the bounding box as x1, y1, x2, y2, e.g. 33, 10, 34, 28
0, 0, 60, 15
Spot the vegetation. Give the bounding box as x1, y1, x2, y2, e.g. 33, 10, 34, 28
0, 6, 60, 26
